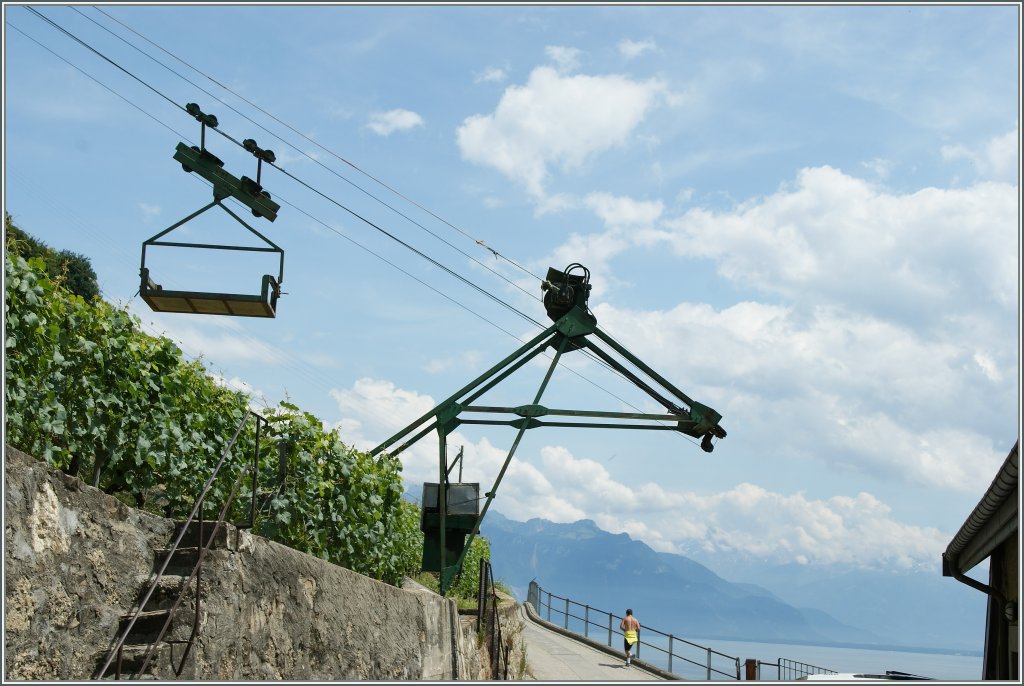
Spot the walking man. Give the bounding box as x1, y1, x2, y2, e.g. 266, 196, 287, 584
620, 608, 640, 666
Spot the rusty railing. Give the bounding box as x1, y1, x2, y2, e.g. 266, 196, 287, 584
93, 410, 266, 680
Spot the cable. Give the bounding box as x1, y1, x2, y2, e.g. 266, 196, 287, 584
5, 20, 526, 426
66, 7, 683, 418
22, 6, 185, 116
272, 193, 528, 341
14, 9, 700, 448
91, 5, 544, 285
78, 5, 541, 304
6, 21, 188, 142
23, 6, 542, 330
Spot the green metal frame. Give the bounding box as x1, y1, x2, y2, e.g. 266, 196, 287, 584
139, 197, 285, 317
371, 292, 727, 594
139, 104, 285, 318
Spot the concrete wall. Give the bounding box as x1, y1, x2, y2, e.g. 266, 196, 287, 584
3, 445, 495, 680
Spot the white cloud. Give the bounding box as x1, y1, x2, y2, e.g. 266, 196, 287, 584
941, 127, 1019, 182
583, 192, 664, 228
457, 66, 667, 199
325, 377, 972, 571
210, 374, 271, 411
271, 145, 319, 168
129, 308, 282, 365
329, 377, 436, 446
528, 443, 950, 570
475, 66, 508, 84
652, 166, 1019, 315
592, 297, 1011, 493
138, 203, 161, 221
538, 193, 664, 298
522, 166, 1015, 506
972, 352, 1002, 382
545, 45, 582, 73
366, 108, 424, 136
618, 38, 657, 60
860, 157, 892, 179
298, 352, 339, 368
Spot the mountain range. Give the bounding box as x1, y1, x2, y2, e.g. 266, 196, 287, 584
478, 512, 984, 654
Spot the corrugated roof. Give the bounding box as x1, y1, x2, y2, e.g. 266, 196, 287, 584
943, 441, 1018, 574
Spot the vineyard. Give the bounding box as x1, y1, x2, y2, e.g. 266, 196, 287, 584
3, 224, 488, 589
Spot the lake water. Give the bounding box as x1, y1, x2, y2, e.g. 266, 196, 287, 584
665, 636, 981, 681
557, 612, 981, 681
545, 601, 982, 681
627, 633, 982, 681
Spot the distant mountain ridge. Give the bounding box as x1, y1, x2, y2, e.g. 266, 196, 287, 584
479, 512, 983, 653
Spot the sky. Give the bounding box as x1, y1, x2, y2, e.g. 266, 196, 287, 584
3, 3, 1020, 580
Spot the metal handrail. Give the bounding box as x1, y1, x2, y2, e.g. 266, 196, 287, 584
527, 582, 741, 680
94, 410, 265, 680
756, 657, 838, 680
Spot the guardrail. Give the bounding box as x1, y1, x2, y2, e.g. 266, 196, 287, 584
752, 658, 838, 680
527, 581, 741, 680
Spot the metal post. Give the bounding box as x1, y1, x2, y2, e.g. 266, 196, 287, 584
477, 559, 485, 631
608, 612, 613, 646
249, 416, 260, 527
668, 635, 673, 673
194, 495, 203, 660
546, 592, 551, 622
706, 647, 712, 680
745, 659, 757, 680
584, 606, 590, 638
438, 428, 447, 594
564, 597, 569, 629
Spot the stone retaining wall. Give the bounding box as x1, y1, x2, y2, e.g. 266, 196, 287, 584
3, 445, 501, 680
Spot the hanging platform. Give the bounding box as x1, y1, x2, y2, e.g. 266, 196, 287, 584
140, 267, 280, 318
140, 111, 286, 318
139, 199, 285, 319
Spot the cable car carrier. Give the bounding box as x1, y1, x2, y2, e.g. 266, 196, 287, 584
140, 103, 285, 318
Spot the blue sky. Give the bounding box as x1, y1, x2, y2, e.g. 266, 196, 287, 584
4, 4, 1020, 577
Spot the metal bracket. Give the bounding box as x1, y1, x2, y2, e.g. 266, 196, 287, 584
370, 264, 727, 595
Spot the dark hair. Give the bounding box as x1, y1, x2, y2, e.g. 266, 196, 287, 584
626, 608, 633, 615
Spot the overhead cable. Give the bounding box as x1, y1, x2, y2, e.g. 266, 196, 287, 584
89, 5, 545, 291
15, 8, 696, 446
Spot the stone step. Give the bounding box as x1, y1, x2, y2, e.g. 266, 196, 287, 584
118, 609, 195, 645
98, 673, 161, 681
171, 520, 231, 549
131, 574, 197, 613
98, 642, 173, 679
153, 546, 205, 576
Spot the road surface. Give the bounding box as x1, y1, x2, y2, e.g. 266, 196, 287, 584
519, 606, 664, 681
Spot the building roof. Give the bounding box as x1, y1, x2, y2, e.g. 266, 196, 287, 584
942, 441, 1019, 575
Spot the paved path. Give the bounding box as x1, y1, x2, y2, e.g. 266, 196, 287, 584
519, 606, 663, 681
